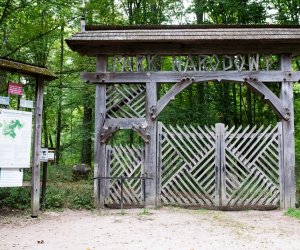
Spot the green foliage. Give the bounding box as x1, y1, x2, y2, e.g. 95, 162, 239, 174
70, 189, 94, 209
139, 208, 151, 215
284, 208, 300, 220
0, 187, 31, 209
45, 187, 65, 209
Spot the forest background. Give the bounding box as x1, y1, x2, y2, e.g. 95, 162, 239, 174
0, 0, 300, 209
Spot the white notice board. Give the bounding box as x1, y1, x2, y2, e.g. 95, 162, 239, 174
0, 168, 23, 187
0, 109, 33, 168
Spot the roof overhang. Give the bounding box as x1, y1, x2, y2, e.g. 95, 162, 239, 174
0, 57, 57, 81
66, 25, 300, 56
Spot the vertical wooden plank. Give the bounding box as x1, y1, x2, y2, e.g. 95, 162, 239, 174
277, 122, 284, 208
31, 77, 44, 217
104, 145, 112, 203
220, 123, 226, 205
280, 54, 296, 208
94, 55, 107, 208
156, 122, 163, 206
145, 82, 157, 206
214, 123, 221, 207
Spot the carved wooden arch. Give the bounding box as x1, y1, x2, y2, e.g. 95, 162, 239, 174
150, 76, 292, 121
100, 118, 150, 144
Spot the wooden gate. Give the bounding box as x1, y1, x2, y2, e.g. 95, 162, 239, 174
158, 123, 282, 209
105, 145, 145, 207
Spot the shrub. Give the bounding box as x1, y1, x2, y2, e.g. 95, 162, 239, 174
45, 187, 65, 209
70, 189, 94, 209
0, 187, 31, 209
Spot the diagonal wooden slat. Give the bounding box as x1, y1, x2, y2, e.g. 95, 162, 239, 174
224, 124, 280, 207
106, 84, 146, 118
106, 145, 144, 206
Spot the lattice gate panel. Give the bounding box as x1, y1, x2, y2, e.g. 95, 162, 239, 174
223, 124, 281, 207
160, 124, 216, 206
159, 123, 281, 209
106, 145, 144, 206
106, 84, 146, 118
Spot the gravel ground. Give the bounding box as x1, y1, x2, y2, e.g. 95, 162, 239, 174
0, 207, 300, 250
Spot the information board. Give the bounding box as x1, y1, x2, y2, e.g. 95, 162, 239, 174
0, 109, 33, 168
0, 168, 23, 187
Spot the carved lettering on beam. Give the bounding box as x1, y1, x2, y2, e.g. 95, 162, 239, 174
109, 54, 280, 73
249, 54, 259, 71
185, 55, 197, 72
173, 56, 182, 72
234, 54, 245, 71
210, 54, 220, 71
244, 77, 290, 120
223, 55, 233, 71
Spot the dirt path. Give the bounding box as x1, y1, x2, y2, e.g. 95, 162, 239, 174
0, 207, 299, 250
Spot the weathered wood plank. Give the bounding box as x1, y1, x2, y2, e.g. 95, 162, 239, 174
71, 43, 300, 56
31, 77, 44, 217
156, 122, 163, 206
81, 71, 300, 83
144, 82, 157, 206
220, 124, 226, 205
280, 54, 296, 208
277, 122, 284, 208
214, 124, 221, 207
94, 56, 107, 208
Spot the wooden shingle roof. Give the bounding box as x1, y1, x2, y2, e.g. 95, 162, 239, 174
67, 25, 300, 56
0, 57, 57, 81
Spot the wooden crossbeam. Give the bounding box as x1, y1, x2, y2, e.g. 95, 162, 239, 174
81, 71, 300, 83
244, 77, 290, 120
104, 118, 147, 129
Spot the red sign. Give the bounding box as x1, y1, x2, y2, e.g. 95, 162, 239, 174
8, 82, 23, 96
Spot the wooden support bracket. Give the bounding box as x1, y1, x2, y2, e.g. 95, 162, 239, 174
151, 77, 195, 120
100, 126, 120, 144
244, 77, 290, 121
132, 123, 150, 143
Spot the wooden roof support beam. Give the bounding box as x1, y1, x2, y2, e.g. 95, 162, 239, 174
244, 77, 290, 120
151, 77, 194, 120
81, 71, 300, 84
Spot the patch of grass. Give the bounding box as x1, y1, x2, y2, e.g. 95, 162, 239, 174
284, 208, 300, 220
138, 208, 151, 215
196, 209, 209, 214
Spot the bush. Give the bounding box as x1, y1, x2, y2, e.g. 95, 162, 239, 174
70, 189, 94, 209
0, 187, 31, 209
45, 187, 65, 209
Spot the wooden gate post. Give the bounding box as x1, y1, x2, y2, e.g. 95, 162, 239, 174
144, 82, 157, 206
94, 55, 107, 208
280, 54, 296, 208
31, 77, 44, 217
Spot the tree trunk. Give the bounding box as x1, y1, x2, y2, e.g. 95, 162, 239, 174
81, 93, 92, 166
55, 23, 64, 164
